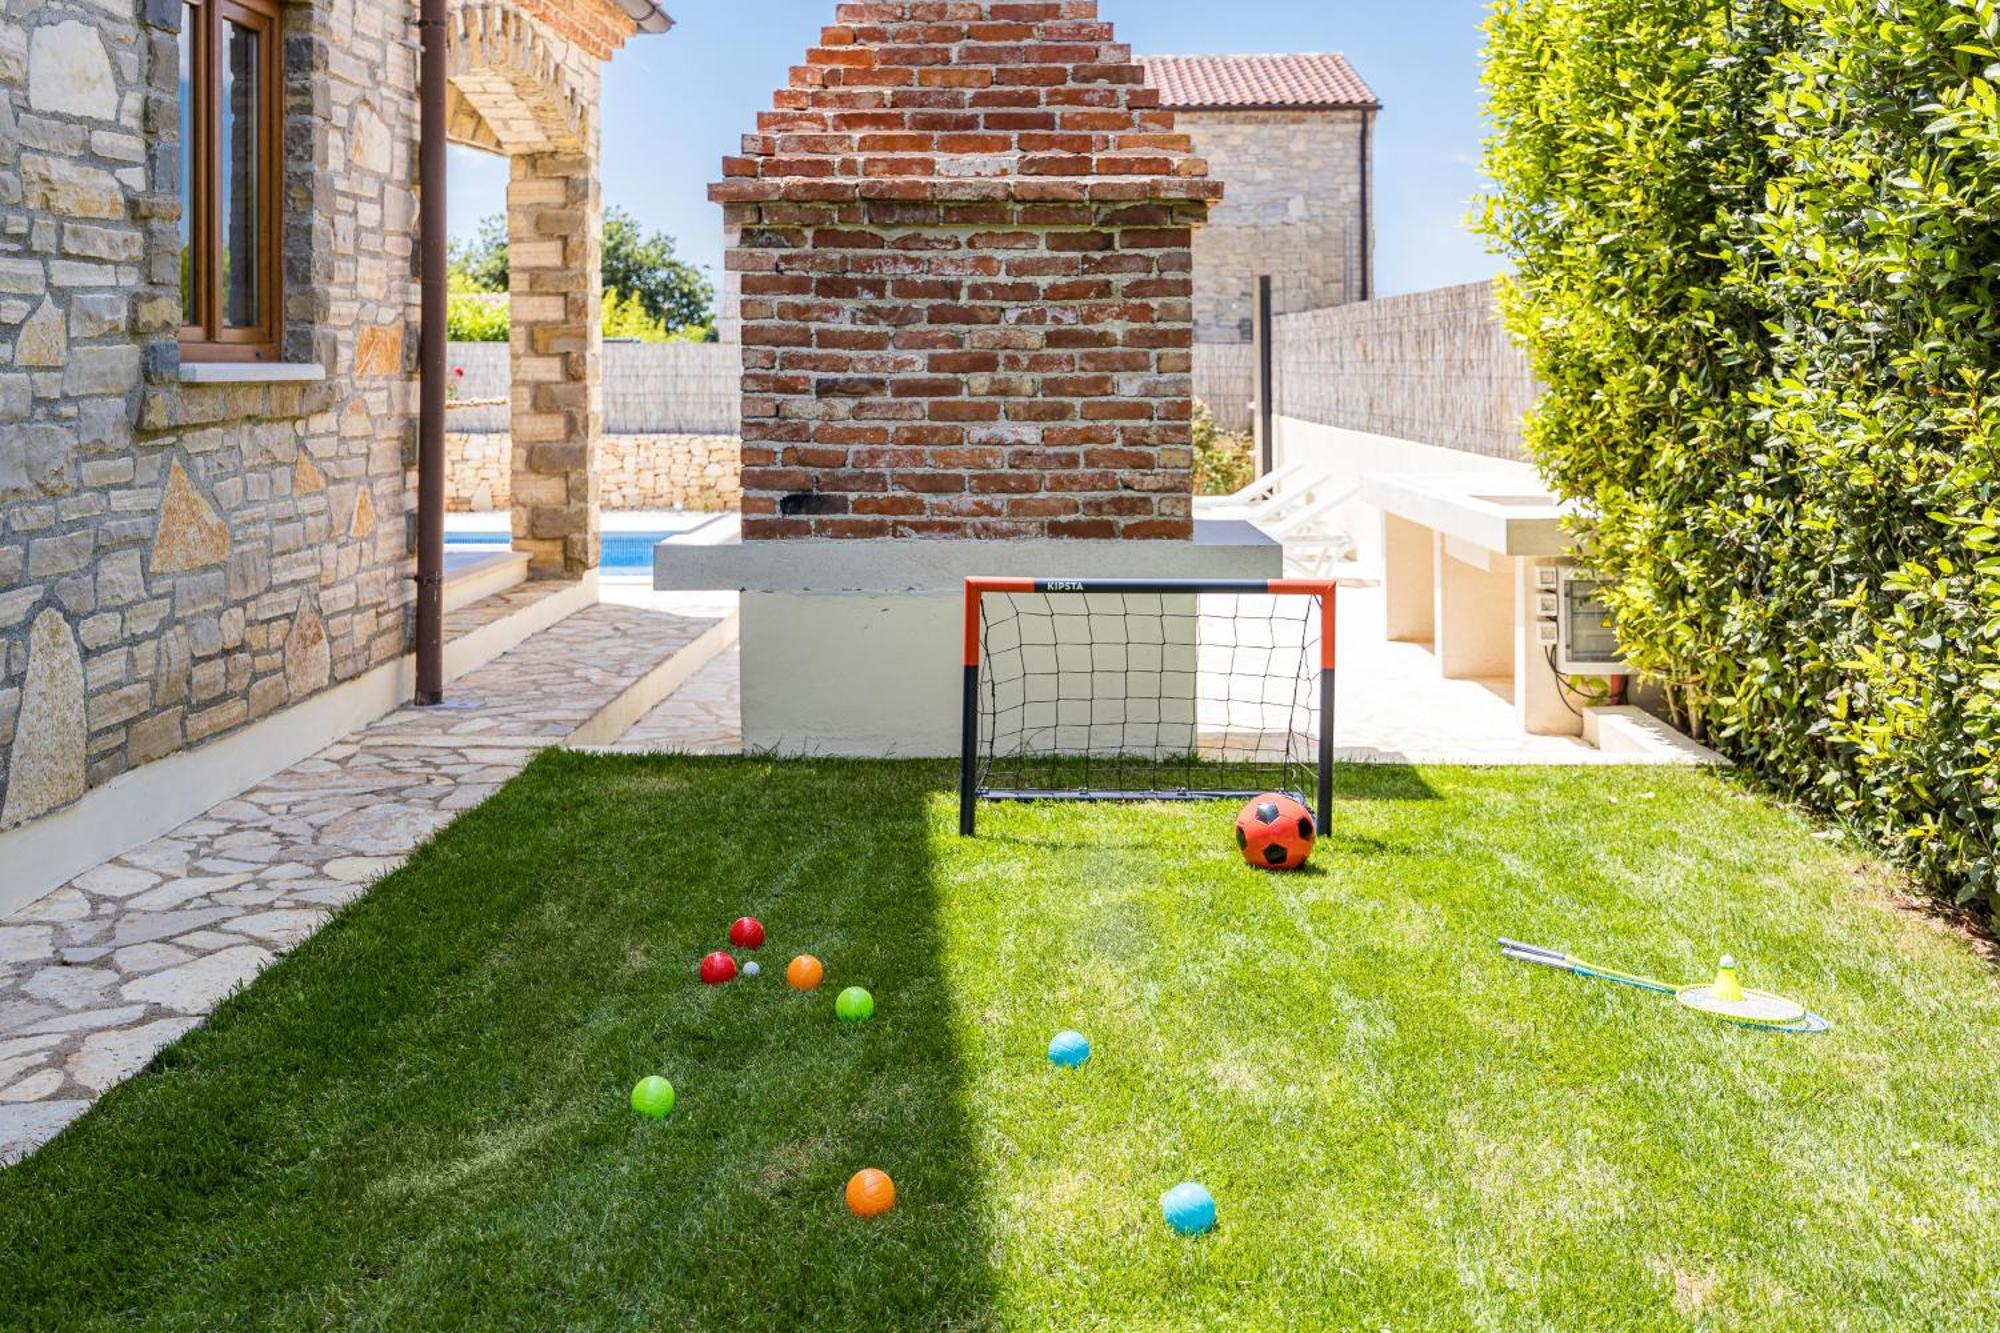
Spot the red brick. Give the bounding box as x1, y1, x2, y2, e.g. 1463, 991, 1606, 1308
722, 0, 1210, 541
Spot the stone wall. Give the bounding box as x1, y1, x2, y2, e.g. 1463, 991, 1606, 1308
0, 0, 421, 833
0, 0, 639, 834
447, 432, 742, 512
1177, 109, 1371, 345
1272, 279, 1536, 461
713, 0, 1220, 542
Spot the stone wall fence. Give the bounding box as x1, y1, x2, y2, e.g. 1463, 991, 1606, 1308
444, 340, 741, 511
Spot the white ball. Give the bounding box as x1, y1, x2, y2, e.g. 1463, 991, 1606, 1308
742, 961, 761, 977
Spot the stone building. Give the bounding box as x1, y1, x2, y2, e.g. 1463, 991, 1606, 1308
0, 0, 668, 896
1137, 53, 1379, 344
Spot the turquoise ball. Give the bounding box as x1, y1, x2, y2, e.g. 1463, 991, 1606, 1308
1161, 1182, 1216, 1235
1047, 1030, 1091, 1068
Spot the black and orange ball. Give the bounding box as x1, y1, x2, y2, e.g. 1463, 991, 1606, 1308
1235, 793, 1317, 870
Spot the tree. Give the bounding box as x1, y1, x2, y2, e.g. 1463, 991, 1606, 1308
602, 209, 713, 333
447, 214, 510, 296
446, 206, 715, 337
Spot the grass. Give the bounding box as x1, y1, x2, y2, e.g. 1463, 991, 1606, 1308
3, 754, 2000, 1329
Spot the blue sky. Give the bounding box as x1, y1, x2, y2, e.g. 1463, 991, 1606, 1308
448, 0, 1500, 299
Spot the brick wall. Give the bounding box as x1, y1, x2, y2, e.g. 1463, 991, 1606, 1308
1177, 108, 1372, 344
712, 1, 1221, 541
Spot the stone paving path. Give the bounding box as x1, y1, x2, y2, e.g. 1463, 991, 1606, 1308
0, 595, 727, 1166
599, 644, 741, 755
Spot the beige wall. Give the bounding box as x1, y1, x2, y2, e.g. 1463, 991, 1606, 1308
1179, 108, 1373, 345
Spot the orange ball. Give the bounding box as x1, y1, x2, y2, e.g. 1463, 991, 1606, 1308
787, 955, 825, 991
1235, 792, 1317, 871
845, 1168, 896, 1218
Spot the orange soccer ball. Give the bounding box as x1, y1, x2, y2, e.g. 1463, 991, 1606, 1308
787, 955, 825, 991
846, 1168, 896, 1218
1235, 793, 1317, 870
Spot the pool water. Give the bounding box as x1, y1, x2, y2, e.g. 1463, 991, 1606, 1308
447, 530, 675, 573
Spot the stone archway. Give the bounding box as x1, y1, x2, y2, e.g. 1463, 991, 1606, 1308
445, 3, 588, 154
446, 0, 603, 578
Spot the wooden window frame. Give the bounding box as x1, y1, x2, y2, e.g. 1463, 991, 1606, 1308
179, 0, 284, 363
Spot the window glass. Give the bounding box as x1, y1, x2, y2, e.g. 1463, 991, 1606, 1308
221, 18, 261, 329
179, 5, 197, 326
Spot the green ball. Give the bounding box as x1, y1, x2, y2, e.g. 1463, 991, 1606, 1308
835, 986, 875, 1023
630, 1075, 676, 1119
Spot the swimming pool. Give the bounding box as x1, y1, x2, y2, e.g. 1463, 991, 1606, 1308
446, 529, 681, 573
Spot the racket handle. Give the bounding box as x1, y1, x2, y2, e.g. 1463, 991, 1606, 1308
1498, 938, 1567, 963
1501, 947, 1573, 972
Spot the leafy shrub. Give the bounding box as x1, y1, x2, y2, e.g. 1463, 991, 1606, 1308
447, 289, 509, 343
447, 287, 718, 345
1193, 400, 1256, 497
1482, 0, 2000, 903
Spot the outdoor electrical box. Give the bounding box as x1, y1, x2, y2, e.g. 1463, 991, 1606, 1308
1555, 568, 1627, 676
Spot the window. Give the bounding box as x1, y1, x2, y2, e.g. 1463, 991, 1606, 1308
179, 0, 282, 362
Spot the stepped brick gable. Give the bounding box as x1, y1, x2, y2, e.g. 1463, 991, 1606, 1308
713, 1, 1223, 540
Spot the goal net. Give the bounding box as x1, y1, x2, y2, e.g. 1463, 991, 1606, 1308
959, 578, 1335, 836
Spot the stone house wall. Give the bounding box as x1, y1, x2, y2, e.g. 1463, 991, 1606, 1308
0, 0, 630, 835
1177, 108, 1372, 344
447, 432, 741, 512
0, 0, 423, 834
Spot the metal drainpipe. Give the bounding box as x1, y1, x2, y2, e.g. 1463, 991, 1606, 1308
415, 0, 447, 706
1358, 109, 1374, 303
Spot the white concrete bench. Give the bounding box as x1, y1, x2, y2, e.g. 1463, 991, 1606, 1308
1359, 473, 1584, 738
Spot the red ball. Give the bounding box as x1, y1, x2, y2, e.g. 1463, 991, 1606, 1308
700, 951, 738, 985
729, 916, 765, 950
1235, 792, 1317, 871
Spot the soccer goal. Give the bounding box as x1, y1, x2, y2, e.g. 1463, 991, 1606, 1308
959, 577, 1336, 837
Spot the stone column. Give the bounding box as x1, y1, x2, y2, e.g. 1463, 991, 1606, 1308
507, 149, 601, 579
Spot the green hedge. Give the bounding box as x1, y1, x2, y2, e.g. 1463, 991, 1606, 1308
447, 289, 509, 343
1481, 0, 2000, 904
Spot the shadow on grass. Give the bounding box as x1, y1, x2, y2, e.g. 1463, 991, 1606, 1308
969, 764, 1435, 859
0, 753, 997, 1329
1331, 764, 1440, 802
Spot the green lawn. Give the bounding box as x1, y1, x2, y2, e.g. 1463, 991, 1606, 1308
4, 754, 1999, 1329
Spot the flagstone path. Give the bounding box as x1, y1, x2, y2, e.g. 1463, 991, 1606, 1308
0, 593, 732, 1166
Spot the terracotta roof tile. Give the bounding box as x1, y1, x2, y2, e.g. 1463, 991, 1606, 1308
1138, 53, 1378, 111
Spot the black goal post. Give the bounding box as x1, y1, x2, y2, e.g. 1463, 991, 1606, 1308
959, 577, 1337, 837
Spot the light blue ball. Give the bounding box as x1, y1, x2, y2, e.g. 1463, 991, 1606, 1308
1047, 1030, 1091, 1068
1161, 1182, 1216, 1235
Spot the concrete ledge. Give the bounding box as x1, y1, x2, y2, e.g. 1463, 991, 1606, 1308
654, 520, 1278, 592
1361, 473, 1573, 559
177, 362, 329, 385
0, 573, 599, 918
566, 611, 741, 748
443, 550, 530, 614
700, 532, 1284, 758
1584, 705, 1729, 765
